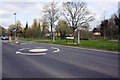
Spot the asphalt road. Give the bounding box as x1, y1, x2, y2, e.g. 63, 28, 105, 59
2, 40, 119, 78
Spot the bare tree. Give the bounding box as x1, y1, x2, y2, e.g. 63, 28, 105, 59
43, 1, 59, 39
114, 13, 120, 40
62, 2, 94, 36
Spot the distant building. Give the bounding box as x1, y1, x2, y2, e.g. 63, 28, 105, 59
92, 28, 101, 36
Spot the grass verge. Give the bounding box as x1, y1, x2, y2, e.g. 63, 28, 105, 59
19, 38, 120, 51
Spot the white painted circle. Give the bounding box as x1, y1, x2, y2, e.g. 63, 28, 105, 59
29, 49, 48, 52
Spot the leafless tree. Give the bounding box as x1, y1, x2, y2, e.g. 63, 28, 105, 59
62, 2, 94, 36
43, 1, 59, 39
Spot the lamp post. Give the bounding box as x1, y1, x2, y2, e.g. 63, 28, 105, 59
14, 12, 16, 38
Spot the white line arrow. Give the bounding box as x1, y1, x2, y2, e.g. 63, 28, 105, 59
51, 47, 60, 53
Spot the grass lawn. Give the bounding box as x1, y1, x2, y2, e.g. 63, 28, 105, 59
19, 38, 120, 51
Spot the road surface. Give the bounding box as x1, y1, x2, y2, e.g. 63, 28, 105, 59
2, 40, 119, 78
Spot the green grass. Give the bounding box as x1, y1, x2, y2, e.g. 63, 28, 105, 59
19, 38, 120, 51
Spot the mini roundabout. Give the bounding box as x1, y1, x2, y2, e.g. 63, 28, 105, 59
16, 47, 60, 56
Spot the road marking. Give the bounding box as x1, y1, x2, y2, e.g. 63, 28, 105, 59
48, 43, 118, 54
16, 51, 21, 54
19, 48, 25, 51
20, 43, 27, 45
16, 51, 46, 55
51, 47, 60, 53
70, 47, 119, 54
29, 49, 48, 52
16, 48, 48, 56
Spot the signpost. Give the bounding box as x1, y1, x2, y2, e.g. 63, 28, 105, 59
13, 28, 19, 43
13, 28, 17, 32
13, 28, 17, 38
66, 37, 75, 43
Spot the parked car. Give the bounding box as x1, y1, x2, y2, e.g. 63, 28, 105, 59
1, 36, 9, 40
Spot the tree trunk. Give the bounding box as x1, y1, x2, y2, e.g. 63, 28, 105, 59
72, 28, 75, 37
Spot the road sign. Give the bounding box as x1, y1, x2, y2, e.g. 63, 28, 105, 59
66, 37, 75, 43
66, 37, 74, 40
13, 28, 17, 32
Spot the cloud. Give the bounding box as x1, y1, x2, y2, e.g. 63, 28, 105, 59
0, 1, 119, 29
1, 0, 118, 2
0, 18, 13, 28
88, 1, 118, 21
0, 10, 10, 15
1, 0, 72, 2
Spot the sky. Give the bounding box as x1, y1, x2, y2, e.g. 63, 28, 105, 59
0, 0, 119, 30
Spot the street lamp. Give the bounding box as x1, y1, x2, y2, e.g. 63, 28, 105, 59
14, 13, 16, 25
14, 12, 16, 38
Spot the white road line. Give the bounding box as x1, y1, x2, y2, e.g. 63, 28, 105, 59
29, 49, 48, 52
19, 48, 25, 51
75, 47, 119, 54
16, 51, 21, 54
16, 51, 46, 55
51, 47, 60, 53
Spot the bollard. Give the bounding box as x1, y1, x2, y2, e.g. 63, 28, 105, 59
9, 37, 12, 42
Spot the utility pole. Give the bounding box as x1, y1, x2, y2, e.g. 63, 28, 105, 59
118, 1, 120, 41
103, 10, 106, 40
52, 22, 55, 42
77, 26, 80, 44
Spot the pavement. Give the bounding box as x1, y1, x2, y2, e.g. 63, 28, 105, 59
2, 40, 119, 78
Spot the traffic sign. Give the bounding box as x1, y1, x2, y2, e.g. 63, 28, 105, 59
13, 28, 17, 32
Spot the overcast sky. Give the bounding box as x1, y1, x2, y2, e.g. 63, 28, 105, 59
0, 0, 119, 30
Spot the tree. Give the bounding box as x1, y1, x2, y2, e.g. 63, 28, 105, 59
24, 22, 28, 30
81, 23, 90, 30
114, 13, 120, 40
31, 19, 41, 38
24, 27, 33, 38
56, 20, 72, 39
8, 21, 23, 37
43, 1, 59, 39
41, 21, 49, 38
62, 2, 94, 36
100, 19, 108, 39
0, 26, 7, 36
8, 24, 16, 36
98, 14, 119, 40
24, 22, 29, 38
